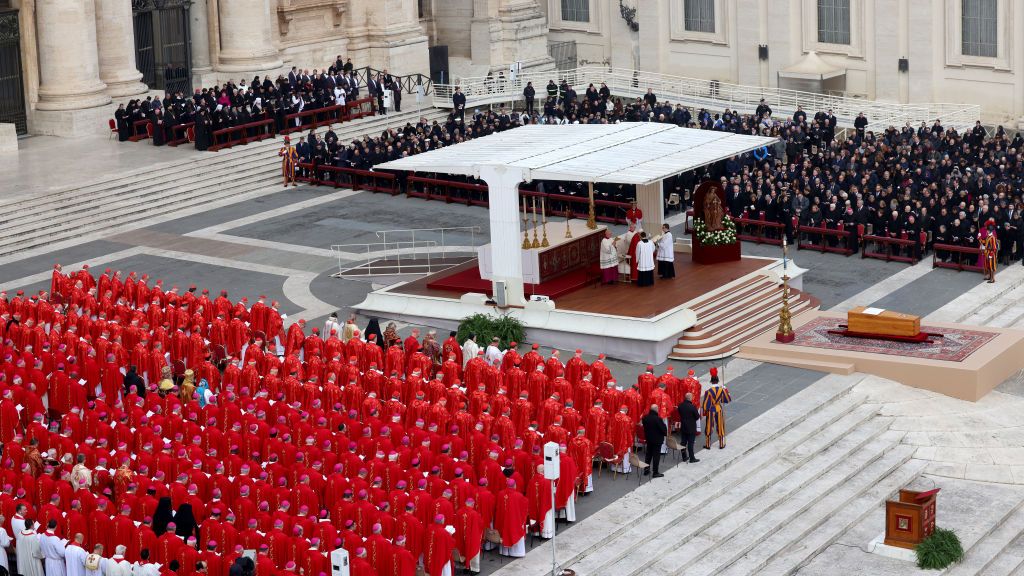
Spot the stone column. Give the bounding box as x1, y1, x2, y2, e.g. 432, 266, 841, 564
35, 0, 111, 111
635, 181, 665, 234
217, 0, 282, 73
479, 165, 528, 307
94, 0, 147, 97
189, 0, 213, 84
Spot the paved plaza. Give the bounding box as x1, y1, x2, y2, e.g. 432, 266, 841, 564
5, 133, 1024, 575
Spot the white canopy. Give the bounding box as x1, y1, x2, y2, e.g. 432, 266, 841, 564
376, 123, 777, 186
778, 51, 846, 81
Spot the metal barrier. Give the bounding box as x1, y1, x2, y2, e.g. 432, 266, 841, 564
797, 224, 857, 256
932, 243, 985, 273
331, 226, 482, 276
434, 66, 981, 132
861, 235, 920, 264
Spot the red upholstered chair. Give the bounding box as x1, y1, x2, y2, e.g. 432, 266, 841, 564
186, 126, 195, 143
596, 441, 622, 480
759, 210, 766, 221
108, 119, 117, 139
634, 422, 646, 451
145, 122, 154, 139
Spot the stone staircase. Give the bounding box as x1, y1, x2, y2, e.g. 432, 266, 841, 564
668, 275, 820, 361
495, 374, 925, 576
0, 108, 449, 260
943, 500, 1024, 576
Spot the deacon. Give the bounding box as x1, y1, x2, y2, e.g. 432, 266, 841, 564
17, 519, 45, 576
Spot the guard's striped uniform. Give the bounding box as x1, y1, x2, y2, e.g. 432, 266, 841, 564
701, 385, 731, 449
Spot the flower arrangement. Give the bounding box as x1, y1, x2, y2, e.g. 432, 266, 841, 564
692, 215, 738, 246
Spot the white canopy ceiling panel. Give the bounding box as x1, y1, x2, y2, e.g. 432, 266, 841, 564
376, 124, 777, 185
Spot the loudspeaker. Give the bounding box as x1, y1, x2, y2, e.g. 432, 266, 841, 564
494, 281, 507, 307
898, 58, 909, 72
758, 45, 769, 61
429, 45, 450, 84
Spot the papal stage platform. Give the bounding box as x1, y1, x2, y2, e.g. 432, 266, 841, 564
359, 124, 784, 363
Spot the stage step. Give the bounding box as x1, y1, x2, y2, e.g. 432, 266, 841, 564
733, 351, 856, 375
944, 499, 1024, 576
669, 280, 820, 361
0, 108, 448, 260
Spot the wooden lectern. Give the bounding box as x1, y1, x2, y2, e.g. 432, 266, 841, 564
884, 488, 939, 549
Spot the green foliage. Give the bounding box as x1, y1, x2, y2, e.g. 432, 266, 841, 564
456, 313, 526, 349
915, 527, 964, 570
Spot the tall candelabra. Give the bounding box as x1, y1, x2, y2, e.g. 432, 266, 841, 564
776, 237, 795, 343
531, 197, 541, 248
541, 198, 550, 247
522, 197, 532, 249
586, 181, 597, 230
565, 209, 573, 238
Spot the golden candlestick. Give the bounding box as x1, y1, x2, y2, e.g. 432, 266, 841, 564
776, 239, 795, 342
564, 209, 572, 238
521, 197, 531, 249
587, 181, 597, 230
530, 197, 541, 248
541, 197, 550, 247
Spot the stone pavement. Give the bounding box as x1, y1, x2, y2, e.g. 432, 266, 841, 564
3, 168, 1024, 574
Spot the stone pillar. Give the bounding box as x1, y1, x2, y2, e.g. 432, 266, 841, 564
35, 0, 110, 111
94, 0, 147, 97
189, 0, 213, 84
217, 0, 282, 73
479, 165, 528, 307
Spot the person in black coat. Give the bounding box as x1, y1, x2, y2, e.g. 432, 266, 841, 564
123, 365, 145, 398
641, 405, 667, 478
676, 393, 701, 464
523, 82, 535, 115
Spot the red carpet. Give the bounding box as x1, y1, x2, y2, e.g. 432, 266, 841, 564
427, 264, 600, 299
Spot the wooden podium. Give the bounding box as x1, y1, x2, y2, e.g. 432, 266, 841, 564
884, 488, 939, 549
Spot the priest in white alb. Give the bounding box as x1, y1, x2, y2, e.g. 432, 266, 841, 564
16, 519, 44, 576
38, 521, 68, 576
655, 223, 675, 279
635, 232, 656, 287
65, 533, 90, 576
599, 229, 619, 284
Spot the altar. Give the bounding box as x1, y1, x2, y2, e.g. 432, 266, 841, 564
477, 220, 606, 284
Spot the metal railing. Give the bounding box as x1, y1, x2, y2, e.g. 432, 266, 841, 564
433, 65, 981, 133
353, 66, 434, 96
331, 226, 482, 276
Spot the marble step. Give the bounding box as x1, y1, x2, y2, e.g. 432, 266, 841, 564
945, 499, 1024, 576
660, 429, 908, 576
669, 294, 818, 360
688, 276, 773, 316
0, 172, 279, 258
0, 109, 448, 232
684, 287, 810, 339
565, 389, 872, 575
602, 407, 890, 576
668, 303, 819, 361
690, 279, 780, 330
720, 443, 923, 576
961, 282, 1024, 327
0, 108, 444, 217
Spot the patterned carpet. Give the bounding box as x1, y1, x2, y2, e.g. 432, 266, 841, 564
789, 316, 997, 362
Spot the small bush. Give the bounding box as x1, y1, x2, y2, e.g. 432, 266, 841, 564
456, 313, 526, 349
915, 527, 964, 570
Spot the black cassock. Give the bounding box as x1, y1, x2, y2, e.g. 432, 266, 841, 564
149, 112, 166, 146
114, 109, 130, 141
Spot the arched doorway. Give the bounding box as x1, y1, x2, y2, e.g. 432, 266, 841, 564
133, 0, 192, 95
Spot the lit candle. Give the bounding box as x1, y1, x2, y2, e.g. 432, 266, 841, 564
532, 197, 537, 217
541, 197, 546, 218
